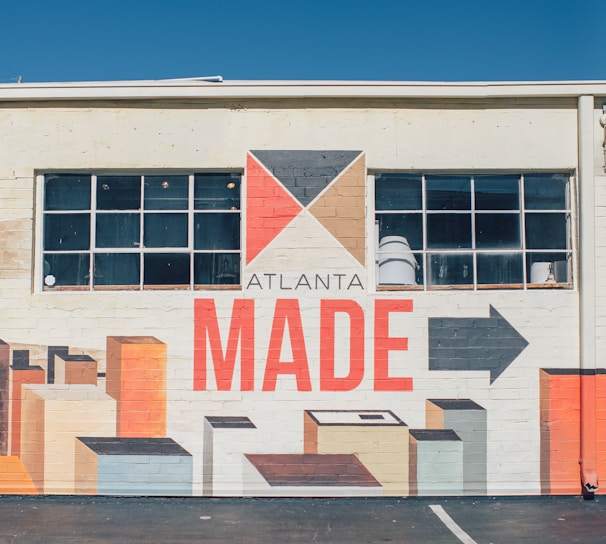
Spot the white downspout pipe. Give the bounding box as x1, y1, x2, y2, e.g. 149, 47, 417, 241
578, 94, 599, 494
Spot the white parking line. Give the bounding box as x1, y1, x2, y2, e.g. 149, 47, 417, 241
430, 504, 479, 544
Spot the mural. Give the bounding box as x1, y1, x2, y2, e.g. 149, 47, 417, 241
0, 150, 601, 497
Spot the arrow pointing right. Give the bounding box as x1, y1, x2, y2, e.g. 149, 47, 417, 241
428, 305, 529, 384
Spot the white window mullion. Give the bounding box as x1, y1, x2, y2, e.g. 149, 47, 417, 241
139, 175, 145, 290
189, 173, 195, 289
520, 174, 527, 288
90, 175, 97, 291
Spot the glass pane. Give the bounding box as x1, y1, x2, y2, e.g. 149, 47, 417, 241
476, 213, 520, 249
524, 174, 569, 210
94, 253, 140, 286
194, 213, 241, 250
426, 175, 471, 210
376, 213, 423, 250
194, 253, 240, 285
96, 175, 141, 210
475, 175, 520, 210
144, 253, 190, 286
375, 174, 422, 210
43, 253, 90, 287
477, 253, 523, 285
194, 173, 241, 210
144, 175, 189, 210
44, 213, 90, 250
96, 213, 140, 248
527, 252, 571, 284
44, 174, 91, 211
428, 253, 473, 286
525, 213, 568, 249
427, 213, 471, 248
144, 213, 188, 248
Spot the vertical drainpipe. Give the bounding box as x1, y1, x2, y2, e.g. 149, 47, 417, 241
578, 94, 599, 494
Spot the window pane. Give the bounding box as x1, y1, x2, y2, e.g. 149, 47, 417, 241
428, 253, 473, 286
376, 213, 423, 250
43, 253, 89, 287
194, 253, 240, 285
144, 253, 190, 285
427, 213, 471, 248
476, 213, 520, 249
524, 174, 569, 210
527, 252, 571, 283
525, 213, 568, 249
96, 176, 141, 210
94, 253, 140, 286
96, 213, 140, 248
194, 173, 241, 210
195, 213, 241, 250
426, 175, 471, 210
475, 175, 520, 210
144, 213, 188, 248
44, 174, 91, 211
44, 213, 90, 250
144, 175, 188, 210
375, 174, 422, 210
477, 253, 523, 285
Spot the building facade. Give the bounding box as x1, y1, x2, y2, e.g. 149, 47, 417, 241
0, 79, 605, 496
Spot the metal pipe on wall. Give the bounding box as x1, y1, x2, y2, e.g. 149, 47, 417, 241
578, 94, 599, 494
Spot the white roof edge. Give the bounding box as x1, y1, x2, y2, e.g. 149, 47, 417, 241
1, 79, 606, 101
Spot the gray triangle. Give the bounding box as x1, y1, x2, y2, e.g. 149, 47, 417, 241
251, 150, 362, 207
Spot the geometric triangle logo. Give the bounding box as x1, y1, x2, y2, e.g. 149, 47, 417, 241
246, 153, 303, 264
309, 153, 366, 265
250, 150, 362, 207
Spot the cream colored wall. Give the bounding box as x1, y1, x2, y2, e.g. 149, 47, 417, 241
0, 97, 588, 496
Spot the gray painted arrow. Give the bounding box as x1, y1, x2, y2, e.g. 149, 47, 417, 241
428, 305, 528, 384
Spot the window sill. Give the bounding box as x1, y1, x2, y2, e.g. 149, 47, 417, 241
195, 284, 242, 291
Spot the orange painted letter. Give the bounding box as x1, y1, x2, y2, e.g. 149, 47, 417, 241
194, 299, 255, 391
374, 299, 413, 391
320, 299, 365, 391
262, 299, 312, 391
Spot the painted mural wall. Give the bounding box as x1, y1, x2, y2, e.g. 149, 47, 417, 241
0, 96, 604, 496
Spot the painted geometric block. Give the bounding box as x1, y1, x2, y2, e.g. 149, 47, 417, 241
304, 409, 409, 496
106, 336, 166, 438
203, 416, 256, 496
426, 399, 487, 495
0, 340, 9, 456
539, 369, 581, 494
75, 437, 193, 496
46, 346, 69, 385
244, 453, 382, 497
597, 370, 606, 495
409, 429, 463, 496
0, 456, 37, 494
19, 384, 116, 494
10, 351, 45, 457
54, 354, 98, 385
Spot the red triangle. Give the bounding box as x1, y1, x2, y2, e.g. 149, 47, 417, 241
246, 153, 302, 264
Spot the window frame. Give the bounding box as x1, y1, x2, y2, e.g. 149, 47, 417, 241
37, 171, 242, 292
373, 172, 576, 291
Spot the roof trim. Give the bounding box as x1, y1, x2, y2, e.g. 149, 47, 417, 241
1, 79, 606, 101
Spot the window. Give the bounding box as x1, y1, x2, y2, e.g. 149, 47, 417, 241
42, 172, 241, 290
375, 173, 573, 290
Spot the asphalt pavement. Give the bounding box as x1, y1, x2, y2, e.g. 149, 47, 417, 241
0, 494, 604, 544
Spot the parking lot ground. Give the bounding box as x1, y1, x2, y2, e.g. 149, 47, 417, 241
0, 494, 604, 544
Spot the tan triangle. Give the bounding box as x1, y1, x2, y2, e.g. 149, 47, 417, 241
309, 154, 366, 266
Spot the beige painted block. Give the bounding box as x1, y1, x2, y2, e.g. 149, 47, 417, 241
304, 410, 409, 496
20, 385, 116, 494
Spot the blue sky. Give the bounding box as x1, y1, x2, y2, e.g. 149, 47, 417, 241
1, 0, 603, 83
